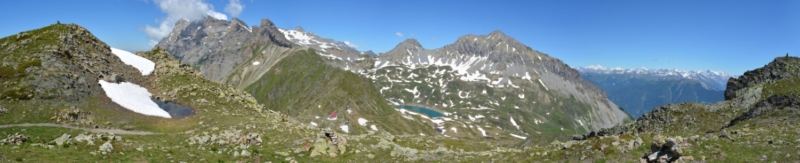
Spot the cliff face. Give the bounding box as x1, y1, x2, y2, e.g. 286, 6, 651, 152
156, 18, 294, 82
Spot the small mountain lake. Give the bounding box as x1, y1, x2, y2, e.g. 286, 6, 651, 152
395, 105, 444, 118
152, 99, 195, 118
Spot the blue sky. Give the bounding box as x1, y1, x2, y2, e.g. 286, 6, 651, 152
0, 0, 798, 76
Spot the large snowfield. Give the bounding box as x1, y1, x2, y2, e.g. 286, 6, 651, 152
99, 80, 171, 118
110, 47, 155, 76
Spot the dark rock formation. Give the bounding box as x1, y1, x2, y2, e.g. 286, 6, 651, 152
725, 56, 800, 100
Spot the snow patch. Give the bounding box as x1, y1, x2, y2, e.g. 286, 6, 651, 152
370, 125, 378, 131
476, 126, 487, 137
510, 134, 527, 139
510, 117, 520, 130
110, 47, 155, 76
340, 125, 349, 133
537, 79, 549, 91
98, 80, 170, 118
358, 118, 368, 126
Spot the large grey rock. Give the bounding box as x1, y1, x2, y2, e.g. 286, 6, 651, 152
99, 141, 113, 152
53, 134, 71, 146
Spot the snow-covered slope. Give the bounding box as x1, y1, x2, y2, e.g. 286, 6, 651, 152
99, 80, 171, 118
274, 30, 631, 139
110, 47, 155, 76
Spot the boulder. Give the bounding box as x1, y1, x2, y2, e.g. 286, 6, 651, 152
99, 141, 113, 152
53, 134, 71, 146
240, 150, 251, 156
4, 133, 28, 145
0, 106, 7, 115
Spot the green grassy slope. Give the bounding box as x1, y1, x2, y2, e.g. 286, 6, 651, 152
245, 49, 434, 135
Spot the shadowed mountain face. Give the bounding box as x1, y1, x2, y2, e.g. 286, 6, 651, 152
576, 67, 733, 118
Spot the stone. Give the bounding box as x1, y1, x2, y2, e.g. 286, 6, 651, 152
99, 141, 113, 152
573, 135, 585, 140
240, 150, 251, 156
276, 151, 289, 156
652, 135, 665, 148
0, 106, 7, 115
681, 156, 694, 161
665, 138, 677, 148
562, 141, 575, 149
53, 134, 71, 146
4, 133, 28, 145
670, 146, 683, 157
657, 154, 670, 163
635, 137, 644, 146
366, 153, 375, 159
626, 140, 637, 150
648, 151, 660, 161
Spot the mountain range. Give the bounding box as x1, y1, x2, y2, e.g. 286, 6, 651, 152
576, 66, 735, 118
3, 18, 799, 162
272, 26, 632, 141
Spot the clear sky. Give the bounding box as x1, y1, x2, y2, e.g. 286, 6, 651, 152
1, 0, 798, 76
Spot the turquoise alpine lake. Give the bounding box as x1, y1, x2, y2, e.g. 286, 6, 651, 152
394, 105, 444, 118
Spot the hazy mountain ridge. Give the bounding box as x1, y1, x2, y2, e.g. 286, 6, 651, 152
577, 65, 734, 90
576, 66, 733, 117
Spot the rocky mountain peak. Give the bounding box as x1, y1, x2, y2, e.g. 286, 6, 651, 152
488, 30, 506, 37
259, 18, 276, 28
393, 38, 422, 50
725, 56, 800, 100
401, 38, 421, 46
232, 18, 248, 27
294, 26, 305, 32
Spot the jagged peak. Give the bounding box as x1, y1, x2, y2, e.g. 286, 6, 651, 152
488, 30, 506, 37
294, 26, 305, 32
232, 18, 248, 27
398, 38, 422, 48
260, 18, 276, 28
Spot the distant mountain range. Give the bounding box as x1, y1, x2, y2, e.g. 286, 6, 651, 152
576, 66, 735, 118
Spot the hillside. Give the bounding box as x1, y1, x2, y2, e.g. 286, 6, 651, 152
577, 67, 731, 118
539, 55, 800, 162
245, 48, 434, 135
283, 29, 632, 141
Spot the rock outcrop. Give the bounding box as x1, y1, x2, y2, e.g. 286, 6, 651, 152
2, 133, 28, 145
726, 56, 800, 100
0, 24, 145, 101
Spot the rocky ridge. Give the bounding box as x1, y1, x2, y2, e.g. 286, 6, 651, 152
0, 24, 146, 102
276, 28, 630, 140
